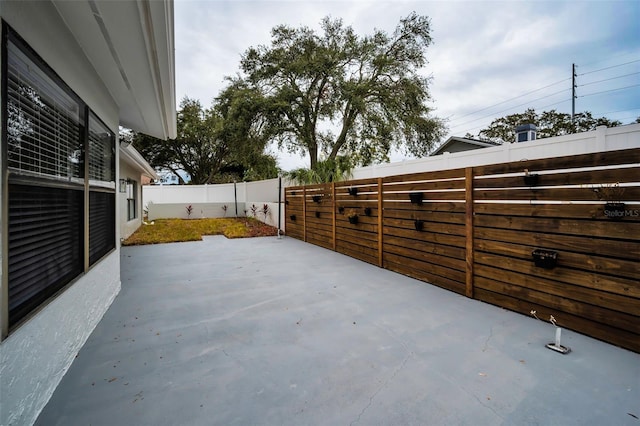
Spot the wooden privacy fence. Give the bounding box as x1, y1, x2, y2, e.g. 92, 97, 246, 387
285, 148, 640, 353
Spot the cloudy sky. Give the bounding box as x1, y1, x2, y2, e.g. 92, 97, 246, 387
174, 0, 640, 170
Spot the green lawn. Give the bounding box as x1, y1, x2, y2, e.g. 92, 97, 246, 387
123, 218, 278, 246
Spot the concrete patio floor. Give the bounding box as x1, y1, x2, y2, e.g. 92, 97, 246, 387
36, 236, 639, 425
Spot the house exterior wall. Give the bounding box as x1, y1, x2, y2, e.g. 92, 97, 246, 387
0, 255, 120, 426
0, 3, 122, 425
119, 160, 144, 240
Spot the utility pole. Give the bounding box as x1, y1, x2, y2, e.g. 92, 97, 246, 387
571, 63, 577, 125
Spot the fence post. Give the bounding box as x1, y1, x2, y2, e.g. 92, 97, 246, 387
303, 186, 307, 242
378, 178, 384, 268
277, 177, 282, 238
465, 167, 474, 298
332, 182, 336, 251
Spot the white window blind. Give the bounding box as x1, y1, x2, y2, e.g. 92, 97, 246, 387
6, 41, 83, 181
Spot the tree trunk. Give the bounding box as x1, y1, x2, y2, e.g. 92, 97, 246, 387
329, 108, 357, 161
309, 143, 318, 170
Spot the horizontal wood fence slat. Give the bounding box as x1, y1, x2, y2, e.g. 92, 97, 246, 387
474, 166, 640, 189
285, 147, 640, 353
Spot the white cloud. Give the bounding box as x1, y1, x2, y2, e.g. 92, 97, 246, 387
174, 0, 640, 169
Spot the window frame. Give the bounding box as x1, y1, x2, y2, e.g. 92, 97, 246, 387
126, 180, 137, 221
87, 110, 116, 267
1, 22, 117, 339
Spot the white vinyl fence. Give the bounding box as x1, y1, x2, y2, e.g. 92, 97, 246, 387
144, 178, 294, 231
352, 124, 639, 179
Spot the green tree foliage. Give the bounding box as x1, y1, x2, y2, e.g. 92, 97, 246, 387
286, 157, 354, 185
133, 95, 278, 184
238, 12, 445, 170
215, 81, 279, 181
477, 108, 622, 143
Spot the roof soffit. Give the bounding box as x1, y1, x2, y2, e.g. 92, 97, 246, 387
51, 0, 176, 140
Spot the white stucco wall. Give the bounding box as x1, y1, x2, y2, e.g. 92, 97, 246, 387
119, 160, 144, 240
148, 202, 248, 220
0, 253, 120, 426
0, 3, 122, 425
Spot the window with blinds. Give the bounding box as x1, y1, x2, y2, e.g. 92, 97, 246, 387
3, 25, 116, 330
6, 39, 84, 182
89, 190, 115, 266
7, 185, 84, 325
88, 112, 116, 266
88, 113, 115, 183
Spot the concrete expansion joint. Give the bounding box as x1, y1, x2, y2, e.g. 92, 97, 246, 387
349, 352, 413, 426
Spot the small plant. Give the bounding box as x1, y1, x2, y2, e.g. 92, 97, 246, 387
346, 209, 358, 224
594, 182, 626, 220
531, 310, 571, 354
185, 204, 193, 218
593, 182, 625, 204
221, 204, 228, 217
250, 204, 258, 217
261, 204, 270, 220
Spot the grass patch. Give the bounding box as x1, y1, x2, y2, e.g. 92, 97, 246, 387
123, 218, 278, 246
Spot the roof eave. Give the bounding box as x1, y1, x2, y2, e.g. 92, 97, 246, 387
120, 144, 159, 180
52, 0, 177, 140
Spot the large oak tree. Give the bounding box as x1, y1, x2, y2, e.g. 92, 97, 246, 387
239, 12, 445, 169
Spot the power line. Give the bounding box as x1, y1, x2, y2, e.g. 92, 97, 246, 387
458, 98, 575, 137
611, 115, 640, 123
449, 88, 568, 131
579, 71, 640, 87
577, 50, 640, 69
592, 107, 640, 115
447, 78, 570, 123
536, 98, 571, 111
446, 58, 639, 137
578, 59, 640, 76
578, 83, 640, 98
